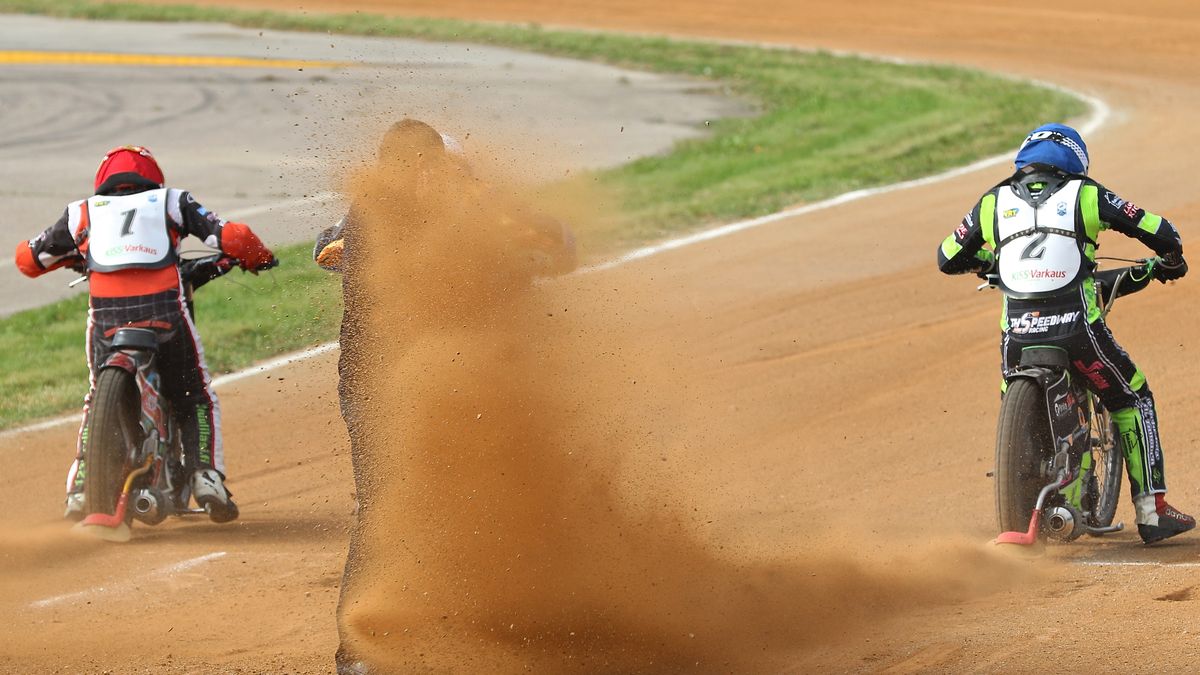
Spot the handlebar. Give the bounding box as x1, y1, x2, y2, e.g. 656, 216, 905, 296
180, 254, 279, 290
976, 257, 1159, 318
67, 254, 280, 289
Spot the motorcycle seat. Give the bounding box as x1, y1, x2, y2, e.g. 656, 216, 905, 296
1018, 345, 1069, 369
111, 327, 160, 352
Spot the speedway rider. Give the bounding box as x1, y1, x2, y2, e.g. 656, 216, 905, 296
314, 118, 576, 674
937, 123, 1195, 544
14, 145, 276, 523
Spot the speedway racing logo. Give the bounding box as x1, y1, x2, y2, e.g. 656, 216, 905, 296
1008, 310, 1082, 335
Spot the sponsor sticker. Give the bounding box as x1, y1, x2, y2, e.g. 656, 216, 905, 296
1003, 208, 1020, 219
1123, 201, 1140, 219
1074, 360, 1111, 390
94, 200, 109, 207
955, 223, 969, 240
1053, 391, 1077, 418
1056, 201, 1068, 216
1009, 268, 1068, 281
1104, 191, 1126, 209
1009, 310, 1082, 335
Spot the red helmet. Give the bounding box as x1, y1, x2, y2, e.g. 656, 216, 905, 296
94, 145, 164, 192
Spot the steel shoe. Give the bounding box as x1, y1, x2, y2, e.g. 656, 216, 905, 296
191, 469, 239, 524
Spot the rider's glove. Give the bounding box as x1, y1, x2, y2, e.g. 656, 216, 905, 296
973, 254, 996, 281
1154, 250, 1188, 283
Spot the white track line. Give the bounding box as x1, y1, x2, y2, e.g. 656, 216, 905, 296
0, 343, 341, 440
0, 73, 1111, 439
223, 191, 338, 220
1074, 561, 1200, 568
584, 82, 1108, 274
29, 551, 227, 609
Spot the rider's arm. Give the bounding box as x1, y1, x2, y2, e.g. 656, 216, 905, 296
1093, 182, 1183, 255
13, 208, 85, 278
937, 196, 996, 275
169, 190, 274, 269
313, 214, 348, 272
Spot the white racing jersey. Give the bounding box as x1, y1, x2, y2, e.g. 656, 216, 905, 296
80, 188, 177, 272
994, 179, 1089, 299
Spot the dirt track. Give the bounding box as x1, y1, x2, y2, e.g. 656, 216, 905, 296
5, 1, 1200, 672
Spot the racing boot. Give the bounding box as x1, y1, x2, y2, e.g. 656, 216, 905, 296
63, 491, 85, 521
1135, 493, 1195, 544
64, 455, 87, 520
191, 469, 239, 524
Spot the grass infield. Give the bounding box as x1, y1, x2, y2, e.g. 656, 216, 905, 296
0, 0, 1084, 427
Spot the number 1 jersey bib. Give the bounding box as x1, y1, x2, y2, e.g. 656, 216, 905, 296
82, 188, 176, 272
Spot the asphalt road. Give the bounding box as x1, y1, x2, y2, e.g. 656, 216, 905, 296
0, 14, 745, 314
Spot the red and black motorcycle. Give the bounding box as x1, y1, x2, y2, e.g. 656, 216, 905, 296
76, 253, 276, 542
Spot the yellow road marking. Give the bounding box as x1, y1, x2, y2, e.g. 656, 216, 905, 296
0, 50, 349, 69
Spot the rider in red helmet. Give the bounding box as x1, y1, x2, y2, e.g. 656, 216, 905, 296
14, 145, 277, 522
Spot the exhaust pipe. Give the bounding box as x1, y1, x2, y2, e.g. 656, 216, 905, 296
1045, 505, 1084, 541
131, 488, 169, 525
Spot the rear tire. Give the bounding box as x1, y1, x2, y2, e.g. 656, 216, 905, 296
84, 368, 140, 517
995, 378, 1051, 533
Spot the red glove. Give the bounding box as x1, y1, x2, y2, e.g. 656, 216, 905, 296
220, 221, 274, 270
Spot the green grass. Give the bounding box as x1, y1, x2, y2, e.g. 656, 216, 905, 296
0, 0, 1086, 427
0, 244, 341, 428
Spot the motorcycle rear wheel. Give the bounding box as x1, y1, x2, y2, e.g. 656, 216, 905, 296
995, 378, 1052, 533
83, 368, 140, 517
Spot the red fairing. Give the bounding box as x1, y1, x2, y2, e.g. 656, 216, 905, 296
94, 146, 164, 191
220, 221, 273, 269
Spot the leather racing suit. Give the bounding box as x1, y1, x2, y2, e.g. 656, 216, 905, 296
15, 177, 273, 500
937, 165, 1185, 499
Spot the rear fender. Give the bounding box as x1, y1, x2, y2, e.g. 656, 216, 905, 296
98, 350, 166, 441
99, 350, 142, 376
1006, 365, 1091, 481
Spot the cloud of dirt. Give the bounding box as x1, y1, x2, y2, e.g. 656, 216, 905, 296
333, 130, 1042, 671
0, 521, 105, 598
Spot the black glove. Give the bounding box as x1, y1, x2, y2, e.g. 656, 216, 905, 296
1154, 250, 1188, 283
974, 255, 997, 281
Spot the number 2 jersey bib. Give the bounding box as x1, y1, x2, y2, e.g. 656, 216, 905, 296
994, 179, 1089, 300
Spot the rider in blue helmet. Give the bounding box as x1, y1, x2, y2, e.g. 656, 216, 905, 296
937, 122, 1194, 544
1014, 123, 1090, 175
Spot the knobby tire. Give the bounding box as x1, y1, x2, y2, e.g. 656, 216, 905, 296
995, 378, 1050, 533
83, 368, 139, 517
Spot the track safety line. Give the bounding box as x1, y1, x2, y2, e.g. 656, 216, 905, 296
0, 76, 1110, 440
29, 551, 227, 609
1074, 561, 1200, 568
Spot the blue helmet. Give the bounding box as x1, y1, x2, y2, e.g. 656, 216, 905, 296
1014, 123, 1089, 175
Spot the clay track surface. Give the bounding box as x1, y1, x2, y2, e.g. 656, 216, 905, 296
6, 1, 1200, 672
